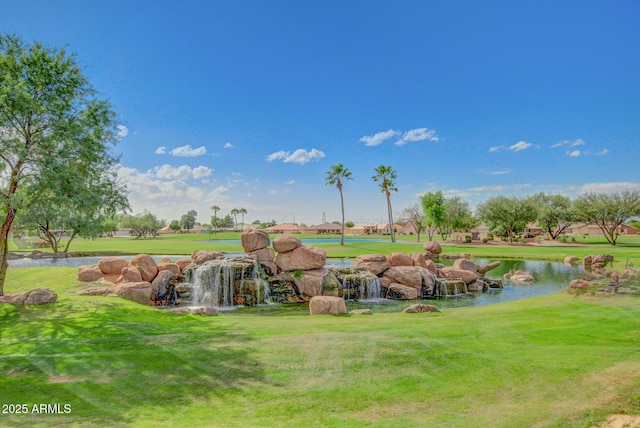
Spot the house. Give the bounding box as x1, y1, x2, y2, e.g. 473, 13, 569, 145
263, 223, 306, 234
306, 223, 343, 234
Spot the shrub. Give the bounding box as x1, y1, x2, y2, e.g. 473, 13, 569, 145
482, 238, 489, 243
464, 236, 472, 243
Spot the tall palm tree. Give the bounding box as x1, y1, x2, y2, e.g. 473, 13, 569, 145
239, 208, 247, 228
372, 165, 398, 243
230, 208, 239, 229
325, 163, 353, 246
211, 205, 220, 233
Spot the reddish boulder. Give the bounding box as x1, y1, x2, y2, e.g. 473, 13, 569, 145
351, 254, 390, 276
273, 235, 302, 253
387, 252, 413, 267
130, 254, 159, 282
77, 265, 104, 282
98, 257, 129, 275
241, 229, 271, 252
309, 296, 347, 315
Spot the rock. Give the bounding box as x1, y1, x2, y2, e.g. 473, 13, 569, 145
191, 250, 223, 265
158, 257, 173, 264
351, 254, 391, 275
403, 303, 440, 313
158, 263, 181, 276
383, 266, 423, 290
98, 257, 129, 275
411, 252, 428, 268
423, 241, 442, 255
386, 283, 419, 300
171, 306, 219, 316
0, 288, 57, 305
175, 258, 193, 271
275, 245, 326, 272
151, 270, 174, 293
76, 287, 113, 296
510, 274, 535, 283
379, 277, 391, 289
476, 261, 501, 275
440, 267, 479, 284
564, 256, 579, 265
130, 254, 159, 282
77, 265, 104, 282
241, 229, 271, 252
115, 281, 155, 305
424, 259, 438, 275
453, 258, 477, 273
309, 296, 347, 315
273, 235, 302, 253
282, 267, 341, 300
247, 247, 275, 263
583, 254, 614, 268
387, 252, 413, 267
117, 266, 143, 283
568, 279, 592, 288
350, 309, 372, 315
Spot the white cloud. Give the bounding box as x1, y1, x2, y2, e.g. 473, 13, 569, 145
287, 180, 296, 185
116, 125, 129, 139
578, 182, 640, 194
568, 150, 581, 157
224, 142, 234, 149
595, 148, 609, 156
266, 148, 325, 164
486, 169, 511, 175
551, 139, 586, 148
170, 145, 207, 157
151, 164, 213, 180
266, 150, 289, 162
489, 145, 505, 153
155, 146, 167, 154
359, 129, 400, 146
509, 141, 533, 151
395, 128, 439, 146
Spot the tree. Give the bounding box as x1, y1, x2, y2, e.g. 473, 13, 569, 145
530, 193, 574, 240
325, 163, 353, 246
372, 165, 398, 243
238, 208, 247, 227
180, 210, 197, 232
476, 196, 537, 242
421, 191, 446, 241
230, 208, 239, 227
440, 196, 476, 240
0, 35, 127, 295
403, 204, 425, 242
573, 190, 640, 245
120, 211, 165, 239
169, 220, 181, 233
211, 205, 220, 232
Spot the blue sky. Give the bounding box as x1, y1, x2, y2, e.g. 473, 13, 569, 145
2, 1, 639, 225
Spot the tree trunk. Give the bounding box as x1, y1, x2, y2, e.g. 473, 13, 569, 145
0, 214, 15, 296
339, 188, 345, 246
386, 191, 395, 243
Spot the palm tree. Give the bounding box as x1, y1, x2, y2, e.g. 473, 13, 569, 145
230, 208, 239, 229
325, 163, 352, 246
211, 205, 220, 233
239, 208, 247, 228
372, 165, 398, 243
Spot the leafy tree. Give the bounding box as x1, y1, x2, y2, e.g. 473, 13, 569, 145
421, 191, 446, 241
372, 165, 398, 243
403, 204, 426, 242
573, 190, 640, 245
230, 208, 239, 227
344, 220, 354, 228
530, 193, 574, 240
211, 205, 220, 232
476, 196, 537, 242
219, 214, 235, 228
169, 220, 181, 233
180, 210, 197, 232
238, 208, 248, 227
439, 196, 477, 240
259, 219, 277, 228
120, 211, 165, 239
325, 163, 353, 246
0, 35, 126, 295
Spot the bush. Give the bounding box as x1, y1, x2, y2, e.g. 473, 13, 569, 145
482, 238, 489, 243
464, 236, 472, 243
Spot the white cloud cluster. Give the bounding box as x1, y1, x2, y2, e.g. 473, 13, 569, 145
154, 145, 207, 157
116, 125, 129, 139
360, 128, 439, 147
151, 164, 212, 180
266, 148, 325, 164
395, 128, 439, 146
224, 142, 234, 149
551, 139, 585, 148
489, 141, 534, 153
578, 182, 640, 194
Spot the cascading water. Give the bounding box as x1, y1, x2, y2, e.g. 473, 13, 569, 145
184, 256, 269, 308
336, 269, 383, 300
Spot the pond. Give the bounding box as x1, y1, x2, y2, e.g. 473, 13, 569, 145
9, 255, 584, 312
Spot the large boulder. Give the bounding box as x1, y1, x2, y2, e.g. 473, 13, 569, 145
171, 306, 219, 316
175, 258, 193, 271
423, 241, 442, 255
76, 286, 113, 296
309, 296, 347, 316
98, 257, 130, 275
115, 281, 155, 305
439, 267, 479, 284
130, 254, 159, 282
476, 261, 501, 275
453, 258, 477, 273
564, 256, 579, 265
424, 259, 438, 275
382, 266, 423, 290
281, 267, 341, 300
351, 254, 390, 276
248, 247, 275, 263
0, 288, 57, 305
275, 245, 326, 272
403, 303, 440, 313
241, 229, 271, 252
158, 262, 181, 276
411, 252, 428, 269
191, 250, 223, 265
117, 266, 143, 283
273, 235, 302, 253
151, 270, 174, 291
386, 283, 419, 300
387, 252, 414, 267
77, 265, 104, 282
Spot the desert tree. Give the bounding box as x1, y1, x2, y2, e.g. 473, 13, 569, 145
325, 163, 352, 246
372, 165, 398, 243
573, 190, 640, 245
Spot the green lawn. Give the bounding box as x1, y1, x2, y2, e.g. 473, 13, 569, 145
1, 268, 639, 427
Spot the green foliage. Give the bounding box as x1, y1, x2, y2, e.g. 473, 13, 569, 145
464, 235, 472, 243
476, 195, 538, 242
344, 220, 354, 228
530, 193, 574, 239
421, 191, 446, 241
573, 190, 640, 245
372, 165, 398, 243
325, 163, 353, 245
120, 211, 165, 238
180, 210, 197, 232
402, 204, 425, 242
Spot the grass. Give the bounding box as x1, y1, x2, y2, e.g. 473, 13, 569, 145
1, 267, 640, 427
